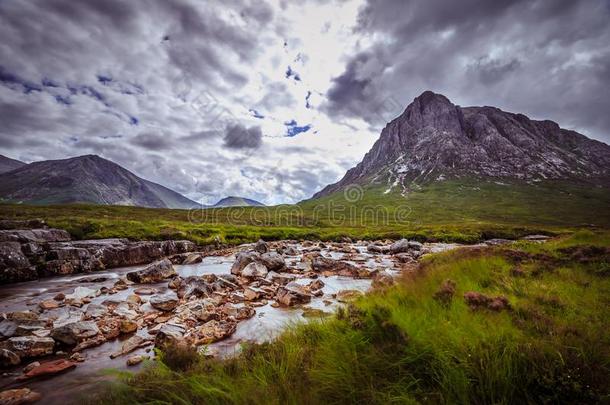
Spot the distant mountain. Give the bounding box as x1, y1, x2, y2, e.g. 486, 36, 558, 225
314, 91, 610, 198
0, 154, 198, 209
0, 154, 26, 174
213, 196, 265, 208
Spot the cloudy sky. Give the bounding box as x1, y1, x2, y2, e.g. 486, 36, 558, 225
1, 0, 609, 205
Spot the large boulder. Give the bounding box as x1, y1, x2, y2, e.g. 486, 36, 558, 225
149, 293, 179, 312
127, 259, 176, 283
241, 262, 268, 279
253, 239, 269, 254
154, 324, 185, 348
276, 282, 312, 306
259, 252, 285, 272
311, 257, 358, 276
0, 242, 36, 283
0, 348, 21, 367
389, 239, 422, 254
50, 321, 100, 345
230, 251, 260, 275
0, 336, 54, 358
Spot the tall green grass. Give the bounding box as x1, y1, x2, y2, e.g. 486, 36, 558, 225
96, 232, 610, 404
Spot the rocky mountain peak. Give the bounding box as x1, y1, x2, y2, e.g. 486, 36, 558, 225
313, 91, 610, 198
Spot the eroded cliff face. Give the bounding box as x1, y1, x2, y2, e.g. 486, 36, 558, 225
314, 91, 610, 198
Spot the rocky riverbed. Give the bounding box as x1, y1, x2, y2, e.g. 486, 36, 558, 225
0, 233, 468, 404
0, 222, 551, 405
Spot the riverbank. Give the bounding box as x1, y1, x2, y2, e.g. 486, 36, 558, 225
98, 230, 610, 404
1, 237, 457, 403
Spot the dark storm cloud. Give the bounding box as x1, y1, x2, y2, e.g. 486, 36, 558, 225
0, 0, 280, 203
325, 0, 610, 142
130, 133, 173, 151
223, 124, 263, 149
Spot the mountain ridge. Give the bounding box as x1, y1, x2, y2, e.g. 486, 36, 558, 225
314, 91, 610, 198
0, 154, 198, 209
0, 154, 26, 174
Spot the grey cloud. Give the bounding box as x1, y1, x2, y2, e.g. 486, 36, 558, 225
130, 133, 173, 151
468, 56, 522, 85
223, 124, 263, 149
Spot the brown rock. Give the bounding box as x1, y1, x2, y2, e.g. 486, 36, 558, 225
0, 349, 20, 367
276, 282, 312, 306
0, 337, 54, 358
110, 335, 153, 358
126, 259, 176, 284
120, 320, 138, 334
336, 290, 363, 302
0, 388, 41, 404
19, 359, 76, 380
126, 355, 148, 366
149, 294, 179, 312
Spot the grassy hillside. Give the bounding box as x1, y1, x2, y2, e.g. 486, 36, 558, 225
97, 231, 610, 404
0, 179, 608, 245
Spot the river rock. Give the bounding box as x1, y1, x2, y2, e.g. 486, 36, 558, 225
266, 271, 295, 285
50, 321, 99, 345
192, 320, 237, 345
0, 242, 37, 283
276, 282, 312, 306
182, 253, 202, 265
230, 251, 260, 275
134, 287, 156, 295
65, 286, 98, 301
22, 361, 40, 373
110, 335, 152, 358
119, 320, 138, 334
243, 287, 263, 301
0, 320, 17, 339
259, 252, 285, 272
19, 359, 76, 380
84, 304, 107, 319
241, 262, 268, 279
221, 304, 255, 320
0, 336, 54, 358
283, 246, 298, 256
5, 312, 38, 322
308, 279, 325, 291
126, 355, 148, 366
253, 239, 268, 254
149, 293, 179, 312
367, 244, 389, 254
0, 349, 20, 367
127, 259, 176, 283
336, 290, 363, 302
0, 388, 41, 404
311, 257, 358, 276
388, 239, 411, 254
155, 324, 185, 347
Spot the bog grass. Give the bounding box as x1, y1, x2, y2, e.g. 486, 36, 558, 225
1, 179, 608, 245
96, 231, 610, 404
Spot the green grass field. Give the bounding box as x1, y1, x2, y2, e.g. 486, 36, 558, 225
1, 179, 609, 245
96, 230, 610, 404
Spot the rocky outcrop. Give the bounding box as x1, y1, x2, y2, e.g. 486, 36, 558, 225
0, 224, 195, 283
